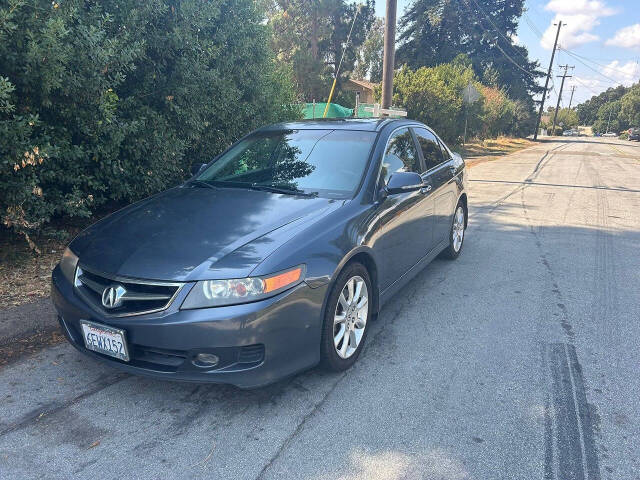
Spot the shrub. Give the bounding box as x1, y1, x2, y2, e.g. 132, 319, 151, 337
392, 63, 482, 143
479, 86, 516, 138
0, 0, 299, 246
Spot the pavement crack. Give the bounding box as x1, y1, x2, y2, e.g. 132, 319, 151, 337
253, 370, 347, 480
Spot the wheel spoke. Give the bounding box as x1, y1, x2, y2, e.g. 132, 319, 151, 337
353, 280, 363, 305
348, 330, 357, 352
338, 292, 348, 311
356, 295, 368, 310
334, 324, 346, 347
346, 279, 355, 304
340, 330, 350, 356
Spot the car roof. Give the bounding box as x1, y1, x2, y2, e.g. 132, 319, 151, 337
258, 118, 419, 133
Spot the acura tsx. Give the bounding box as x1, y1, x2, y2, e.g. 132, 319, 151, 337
51, 118, 468, 388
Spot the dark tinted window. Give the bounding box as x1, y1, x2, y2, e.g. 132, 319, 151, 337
381, 128, 420, 185
414, 128, 444, 171
438, 139, 451, 160
198, 129, 376, 197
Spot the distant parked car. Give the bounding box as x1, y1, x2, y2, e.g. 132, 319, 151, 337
562, 129, 579, 136
629, 128, 640, 141
602, 132, 617, 138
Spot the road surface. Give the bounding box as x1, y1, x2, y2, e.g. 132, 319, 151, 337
1, 137, 639, 479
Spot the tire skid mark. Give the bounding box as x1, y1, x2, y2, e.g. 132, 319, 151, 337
515, 142, 600, 479
543, 343, 601, 480
520, 188, 575, 341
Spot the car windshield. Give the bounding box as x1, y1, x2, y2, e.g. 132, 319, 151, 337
196, 129, 376, 198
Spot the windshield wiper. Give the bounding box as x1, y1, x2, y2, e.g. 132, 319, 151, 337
249, 184, 318, 197
189, 180, 217, 190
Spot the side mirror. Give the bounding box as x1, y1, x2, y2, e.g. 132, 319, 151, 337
191, 163, 207, 176
385, 171, 423, 195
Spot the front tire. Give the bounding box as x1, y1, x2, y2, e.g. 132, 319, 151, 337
320, 262, 372, 372
441, 201, 466, 260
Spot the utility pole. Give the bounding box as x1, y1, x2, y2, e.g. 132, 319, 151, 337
568, 85, 576, 110
551, 64, 574, 135
381, 0, 397, 112
605, 108, 613, 134
534, 21, 563, 140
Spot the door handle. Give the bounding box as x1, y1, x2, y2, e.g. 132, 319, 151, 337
420, 184, 432, 194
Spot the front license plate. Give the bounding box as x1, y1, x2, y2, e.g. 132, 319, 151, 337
80, 320, 130, 362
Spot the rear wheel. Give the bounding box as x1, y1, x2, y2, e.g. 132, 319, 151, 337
441, 201, 466, 260
320, 262, 372, 372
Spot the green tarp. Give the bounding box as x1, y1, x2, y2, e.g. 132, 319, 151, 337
302, 102, 353, 119
300, 103, 402, 119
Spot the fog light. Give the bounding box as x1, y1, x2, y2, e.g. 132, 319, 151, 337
193, 353, 219, 368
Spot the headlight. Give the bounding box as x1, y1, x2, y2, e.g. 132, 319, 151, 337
60, 247, 79, 285
181, 265, 305, 309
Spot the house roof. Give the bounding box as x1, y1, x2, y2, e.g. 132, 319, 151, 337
345, 78, 377, 91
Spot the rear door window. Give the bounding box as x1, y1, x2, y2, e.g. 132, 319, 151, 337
413, 128, 445, 171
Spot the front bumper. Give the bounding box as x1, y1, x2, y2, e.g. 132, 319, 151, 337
51, 266, 328, 388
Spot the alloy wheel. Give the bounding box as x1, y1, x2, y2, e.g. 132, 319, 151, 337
333, 276, 368, 359
452, 206, 465, 252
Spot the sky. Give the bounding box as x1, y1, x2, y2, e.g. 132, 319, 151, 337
374, 0, 640, 107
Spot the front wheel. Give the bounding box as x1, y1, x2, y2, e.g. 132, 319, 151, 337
441, 201, 466, 260
320, 262, 372, 372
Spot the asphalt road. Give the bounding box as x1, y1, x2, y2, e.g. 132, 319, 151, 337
1, 137, 639, 480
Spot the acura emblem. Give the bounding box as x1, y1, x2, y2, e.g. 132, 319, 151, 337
102, 284, 127, 309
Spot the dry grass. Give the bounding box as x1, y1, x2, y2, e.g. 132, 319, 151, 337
458, 136, 534, 159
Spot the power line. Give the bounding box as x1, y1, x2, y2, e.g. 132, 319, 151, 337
461, 0, 538, 78
467, 0, 529, 62
523, 13, 543, 39
571, 76, 604, 96
560, 48, 639, 79
559, 48, 621, 85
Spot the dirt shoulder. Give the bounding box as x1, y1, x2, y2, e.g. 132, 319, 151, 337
456, 136, 535, 167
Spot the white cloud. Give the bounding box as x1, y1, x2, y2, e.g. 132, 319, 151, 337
601, 60, 640, 85
540, 0, 617, 50
605, 23, 640, 49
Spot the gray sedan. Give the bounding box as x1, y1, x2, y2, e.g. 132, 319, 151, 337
51, 118, 468, 387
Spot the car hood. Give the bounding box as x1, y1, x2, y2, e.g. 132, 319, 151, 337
70, 186, 337, 281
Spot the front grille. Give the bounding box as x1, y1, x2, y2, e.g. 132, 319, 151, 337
74, 266, 183, 317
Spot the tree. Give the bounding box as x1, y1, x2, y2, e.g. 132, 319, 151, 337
353, 17, 384, 82
392, 63, 482, 143
266, 0, 374, 101
0, 0, 299, 244
546, 108, 579, 130
396, 0, 543, 105
593, 101, 623, 134
620, 84, 640, 128
575, 85, 629, 126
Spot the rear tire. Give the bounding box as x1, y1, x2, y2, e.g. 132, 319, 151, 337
441, 201, 466, 260
320, 262, 372, 372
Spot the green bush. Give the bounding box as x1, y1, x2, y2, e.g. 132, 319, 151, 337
392, 63, 482, 144
0, 0, 299, 245
391, 61, 533, 144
